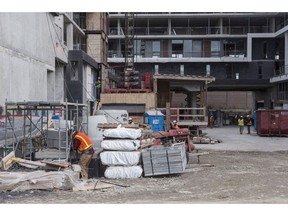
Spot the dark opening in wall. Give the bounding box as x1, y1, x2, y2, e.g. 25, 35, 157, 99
263, 41, 267, 59
258, 64, 262, 79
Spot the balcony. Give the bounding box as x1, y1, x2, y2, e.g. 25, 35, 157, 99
108, 50, 247, 62
270, 66, 288, 83
109, 26, 271, 36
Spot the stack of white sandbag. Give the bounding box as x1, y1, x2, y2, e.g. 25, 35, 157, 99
100, 126, 143, 179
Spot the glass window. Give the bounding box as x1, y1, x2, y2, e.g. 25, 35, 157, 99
180, 65, 184, 75
152, 41, 160, 57
211, 40, 220, 57
155, 65, 159, 74
192, 40, 202, 57
172, 40, 183, 57
206, 64, 210, 75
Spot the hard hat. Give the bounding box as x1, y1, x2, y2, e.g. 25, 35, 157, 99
173, 120, 177, 123
247, 115, 250, 117
240, 116, 243, 118
128, 117, 132, 121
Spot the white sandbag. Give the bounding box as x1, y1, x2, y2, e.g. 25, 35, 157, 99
101, 139, 140, 151
100, 151, 141, 166
104, 166, 143, 179
103, 127, 141, 139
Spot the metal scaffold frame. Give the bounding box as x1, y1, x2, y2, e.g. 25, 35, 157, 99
0, 100, 88, 162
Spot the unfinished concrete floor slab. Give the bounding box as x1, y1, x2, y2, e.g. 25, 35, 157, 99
197, 126, 288, 152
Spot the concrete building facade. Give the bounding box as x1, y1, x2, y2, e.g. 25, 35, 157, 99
0, 12, 101, 114
107, 12, 288, 113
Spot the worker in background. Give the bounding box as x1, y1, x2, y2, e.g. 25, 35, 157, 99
209, 114, 215, 128
172, 120, 179, 129
246, 114, 254, 134
128, 117, 134, 124
70, 130, 95, 180
238, 116, 244, 134
96, 77, 101, 101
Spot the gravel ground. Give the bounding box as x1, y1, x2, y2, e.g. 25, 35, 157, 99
1, 126, 288, 206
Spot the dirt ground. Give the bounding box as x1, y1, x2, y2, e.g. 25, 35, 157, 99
1, 127, 288, 204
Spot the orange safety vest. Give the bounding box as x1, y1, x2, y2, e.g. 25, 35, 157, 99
174, 124, 179, 129
74, 131, 92, 152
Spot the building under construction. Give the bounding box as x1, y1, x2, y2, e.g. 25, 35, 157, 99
106, 12, 288, 124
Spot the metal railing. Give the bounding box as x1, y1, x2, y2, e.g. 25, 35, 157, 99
108, 50, 247, 58
277, 91, 288, 101
273, 66, 288, 77
157, 107, 208, 126
109, 25, 272, 36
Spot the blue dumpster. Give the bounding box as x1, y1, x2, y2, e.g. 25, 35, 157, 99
143, 110, 165, 132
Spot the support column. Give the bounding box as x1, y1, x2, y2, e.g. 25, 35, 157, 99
66, 23, 73, 50
285, 32, 288, 74
219, 18, 223, 34
117, 18, 121, 35
117, 19, 122, 57
168, 18, 171, 35
247, 34, 252, 61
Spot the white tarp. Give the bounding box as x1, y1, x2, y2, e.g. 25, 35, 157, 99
104, 166, 143, 179
103, 127, 141, 139
0, 170, 90, 192
101, 140, 140, 151
100, 151, 141, 166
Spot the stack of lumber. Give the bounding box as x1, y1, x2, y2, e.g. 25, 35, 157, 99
142, 142, 187, 177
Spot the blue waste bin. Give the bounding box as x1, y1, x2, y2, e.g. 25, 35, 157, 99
143, 110, 165, 132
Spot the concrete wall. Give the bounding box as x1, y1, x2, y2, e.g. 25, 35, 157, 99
0, 12, 67, 108
207, 91, 254, 110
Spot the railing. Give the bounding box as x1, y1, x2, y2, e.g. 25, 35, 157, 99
273, 66, 288, 77
73, 43, 87, 52
278, 91, 288, 101
108, 50, 247, 58
275, 19, 288, 31
109, 25, 272, 36
157, 107, 208, 126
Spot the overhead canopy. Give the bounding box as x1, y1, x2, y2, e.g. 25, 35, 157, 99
153, 74, 215, 83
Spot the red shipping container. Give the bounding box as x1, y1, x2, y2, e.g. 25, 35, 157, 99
256, 109, 288, 136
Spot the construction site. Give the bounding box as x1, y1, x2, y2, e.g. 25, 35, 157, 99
1, 10, 288, 207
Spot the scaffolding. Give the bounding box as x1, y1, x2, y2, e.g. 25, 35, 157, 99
0, 100, 88, 162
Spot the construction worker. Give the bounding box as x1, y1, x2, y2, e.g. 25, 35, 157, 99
238, 116, 244, 134
70, 130, 95, 180
209, 115, 215, 128
128, 117, 134, 124
172, 120, 179, 129
96, 77, 101, 101
246, 115, 254, 134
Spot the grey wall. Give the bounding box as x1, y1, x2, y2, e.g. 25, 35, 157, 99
0, 13, 65, 107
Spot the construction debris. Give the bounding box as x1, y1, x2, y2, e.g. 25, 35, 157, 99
0, 170, 80, 192
1, 151, 71, 171
1, 151, 46, 170
192, 136, 222, 144
72, 180, 116, 192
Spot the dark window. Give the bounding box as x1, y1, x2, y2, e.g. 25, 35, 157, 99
258, 65, 262, 79
263, 41, 267, 59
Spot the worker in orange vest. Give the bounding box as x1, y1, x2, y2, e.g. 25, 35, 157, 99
70, 130, 95, 180
172, 120, 179, 129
